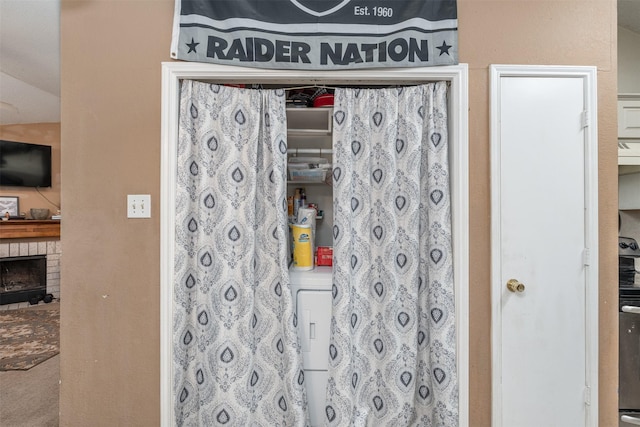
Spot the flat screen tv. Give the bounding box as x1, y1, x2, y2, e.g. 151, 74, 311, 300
0, 140, 52, 187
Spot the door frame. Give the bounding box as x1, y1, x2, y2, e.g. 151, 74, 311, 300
489, 64, 599, 427
160, 62, 470, 427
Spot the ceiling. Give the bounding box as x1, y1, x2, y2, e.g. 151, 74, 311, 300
0, 0, 639, 126
0, 0, 60, 125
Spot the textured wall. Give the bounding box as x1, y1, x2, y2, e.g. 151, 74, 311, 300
59, 0, 619, 425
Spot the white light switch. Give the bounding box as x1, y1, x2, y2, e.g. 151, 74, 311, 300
127, 194, 151, 218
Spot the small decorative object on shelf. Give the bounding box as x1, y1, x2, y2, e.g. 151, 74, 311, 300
30, 208, 50, 220
0, 196, 19, 219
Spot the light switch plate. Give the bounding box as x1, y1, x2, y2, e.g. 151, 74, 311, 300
127, 194, 151, 218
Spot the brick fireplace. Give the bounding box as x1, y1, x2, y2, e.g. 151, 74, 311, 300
1, 254, 47, 305
0, 239, 61, 310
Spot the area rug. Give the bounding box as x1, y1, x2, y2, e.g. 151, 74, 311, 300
0, 308, 59, 371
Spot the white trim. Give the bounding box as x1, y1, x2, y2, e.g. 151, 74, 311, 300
160, 62, 470, 427
489, 64, 599, 427
159, 63, 181, 426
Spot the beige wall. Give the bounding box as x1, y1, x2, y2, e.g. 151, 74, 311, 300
619, 26, 640, 93
60, 0, 618, 425
0, 123, 61, 215
459, 1, 618, 425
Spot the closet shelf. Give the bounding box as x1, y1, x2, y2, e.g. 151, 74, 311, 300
286, 108, 333, 172
286, 107, 333, 135
287, 148, 333, 155
288, 129, 331, 137
287, 180, 330, 185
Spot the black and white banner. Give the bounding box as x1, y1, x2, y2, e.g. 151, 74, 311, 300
171, 0, 458, 69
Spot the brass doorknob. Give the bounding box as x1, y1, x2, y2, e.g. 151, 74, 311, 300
507, 279, 525, 293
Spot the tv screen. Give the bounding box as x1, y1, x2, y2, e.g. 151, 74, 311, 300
0, 140, 52, 187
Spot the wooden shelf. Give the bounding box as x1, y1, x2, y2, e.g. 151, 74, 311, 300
0, 220, 61, 239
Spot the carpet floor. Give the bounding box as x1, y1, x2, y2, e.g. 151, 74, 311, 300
0, 353, 59, 426
0, 302, 60, 426
0, 306, 60, 371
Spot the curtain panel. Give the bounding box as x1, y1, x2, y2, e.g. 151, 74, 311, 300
173, 81, 309, 427
171, 80, 458, 427
326, 83, 458, 426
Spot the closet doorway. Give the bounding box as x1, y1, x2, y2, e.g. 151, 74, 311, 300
159, 62, 470, 427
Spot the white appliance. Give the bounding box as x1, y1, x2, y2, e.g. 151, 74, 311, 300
289, 267, 333, 426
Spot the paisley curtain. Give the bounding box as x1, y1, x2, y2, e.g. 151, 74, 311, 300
326, 83, 458, 426
173, 81, 308, 426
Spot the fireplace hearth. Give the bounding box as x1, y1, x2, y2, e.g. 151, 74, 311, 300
0, 255, 49, 305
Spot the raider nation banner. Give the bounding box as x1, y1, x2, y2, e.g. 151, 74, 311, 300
170, 0, 458, 69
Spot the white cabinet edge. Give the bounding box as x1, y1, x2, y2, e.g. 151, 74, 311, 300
619, 96, 640, 139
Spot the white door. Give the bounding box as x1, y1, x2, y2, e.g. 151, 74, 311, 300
490, 66, 598, 427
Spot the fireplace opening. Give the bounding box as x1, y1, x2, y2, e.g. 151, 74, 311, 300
0, 255, 49, 305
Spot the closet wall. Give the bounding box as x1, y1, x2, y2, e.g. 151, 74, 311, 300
59, 1, 618, 425
287, 106, 334, 247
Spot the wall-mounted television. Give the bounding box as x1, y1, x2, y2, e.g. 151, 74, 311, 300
0, 140, 52, 187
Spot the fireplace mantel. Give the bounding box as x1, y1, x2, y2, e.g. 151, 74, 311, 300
0, 220, 61, 239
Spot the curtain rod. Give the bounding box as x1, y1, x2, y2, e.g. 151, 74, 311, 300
284, 81, 450, 91
287, 148, 333, 155
285, 85, 335, 91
